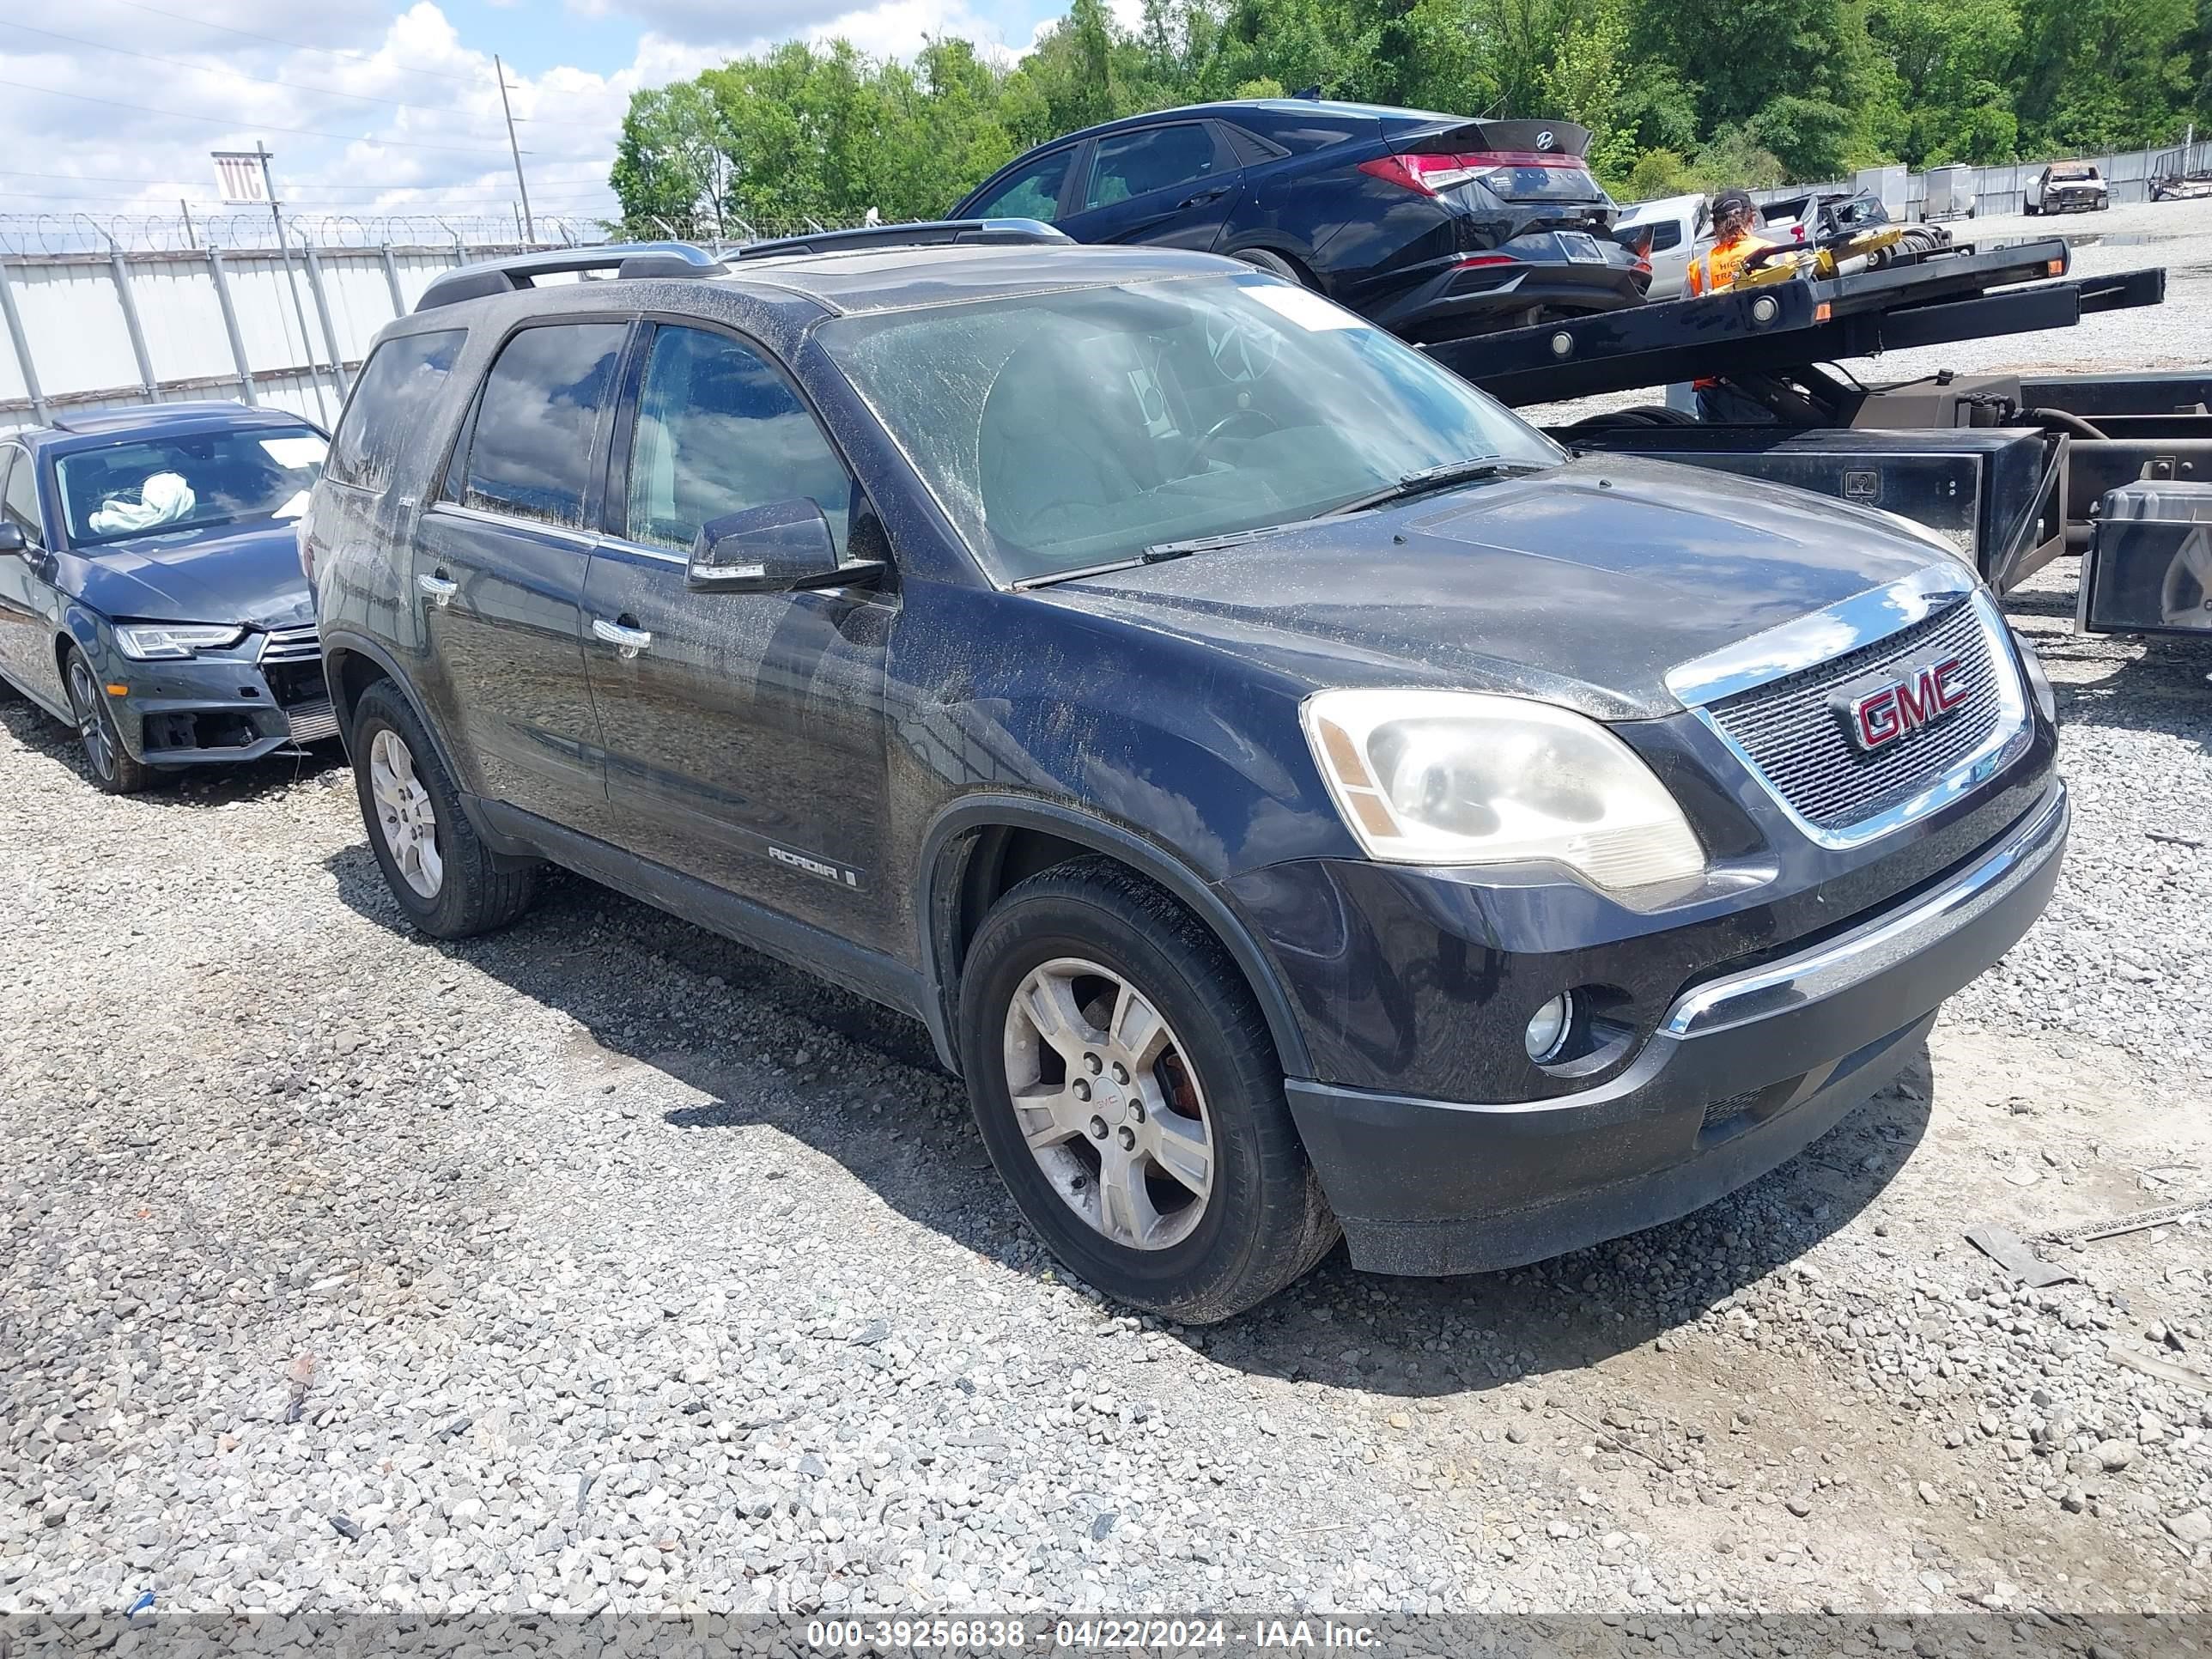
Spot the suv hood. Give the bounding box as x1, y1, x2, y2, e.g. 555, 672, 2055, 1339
1047, 455, 1951, 721
63, 520, 313, 631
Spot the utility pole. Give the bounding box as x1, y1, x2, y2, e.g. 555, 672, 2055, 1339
255, 143, 330, 424
495, 55, 535, 245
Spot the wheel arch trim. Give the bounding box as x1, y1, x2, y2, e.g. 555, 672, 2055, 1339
915, 793, 1313, 1081
321, 628, 520, 857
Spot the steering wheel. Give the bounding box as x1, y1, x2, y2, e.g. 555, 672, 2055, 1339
1192, 407, 1281, 465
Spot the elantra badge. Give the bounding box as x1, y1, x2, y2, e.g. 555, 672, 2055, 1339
1839, 656, 1970, 751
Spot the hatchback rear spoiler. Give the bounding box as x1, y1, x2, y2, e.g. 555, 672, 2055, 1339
1388, 118, 1591, 160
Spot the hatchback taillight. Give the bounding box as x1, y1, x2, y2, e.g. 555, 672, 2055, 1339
1359, 149, 1593, 198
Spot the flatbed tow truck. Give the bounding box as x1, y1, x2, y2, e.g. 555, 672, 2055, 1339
1419, 237, 2209, 638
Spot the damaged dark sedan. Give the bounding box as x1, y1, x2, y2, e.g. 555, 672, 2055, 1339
309, 235, 2067, 1322
0, 402, 333, 793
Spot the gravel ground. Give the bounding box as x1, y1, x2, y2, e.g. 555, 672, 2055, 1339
3, 222, 2210, 1621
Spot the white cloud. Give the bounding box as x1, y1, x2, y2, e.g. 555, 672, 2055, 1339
0, 0, 1049, 250
0, 3, 741, 245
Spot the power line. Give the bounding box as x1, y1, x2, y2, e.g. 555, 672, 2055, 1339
0, 20, 502, 124
98, 0, 483, 83
0, 75, 522, 152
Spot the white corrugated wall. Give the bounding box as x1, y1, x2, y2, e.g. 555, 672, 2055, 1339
0, 239, 532, 434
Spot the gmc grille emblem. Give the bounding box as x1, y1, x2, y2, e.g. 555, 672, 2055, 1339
1837, 655, 1971, 751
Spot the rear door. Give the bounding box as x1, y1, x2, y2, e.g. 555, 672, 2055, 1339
1058, 121, 1245, 251
415, 319, 628, 837
581, 320, 896, 950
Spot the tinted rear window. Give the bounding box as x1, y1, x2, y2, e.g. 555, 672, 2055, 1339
327, 330, 465, 491
457, 323, 627, 529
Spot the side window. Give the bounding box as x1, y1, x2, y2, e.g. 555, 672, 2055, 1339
1646, 221, 1683, 252
328, 330, 465, 491
970, 149, 1075, 222
2, 450, 40, 544
459, 323, 627, 529
623, 326, 854, 556
1084, 124, 1223, 210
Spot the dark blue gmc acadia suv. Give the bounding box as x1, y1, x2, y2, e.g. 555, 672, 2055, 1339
303, 229, 2066, 1321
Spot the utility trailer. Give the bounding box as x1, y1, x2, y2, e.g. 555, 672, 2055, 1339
1420, 239, 2210, 637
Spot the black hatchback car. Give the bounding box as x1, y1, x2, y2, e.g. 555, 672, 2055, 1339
307, 231, 2065, 1322
0, 402, 333, 793
949, 99, 1649, 341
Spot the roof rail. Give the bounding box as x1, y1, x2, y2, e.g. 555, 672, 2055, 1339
412, 241, 726, 313
730, 218, 1069, 262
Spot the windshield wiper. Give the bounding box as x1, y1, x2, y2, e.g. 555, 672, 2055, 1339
1012, 522, 1305, 592
1011, 543, 1198, 592
1323, 456, 1552, 517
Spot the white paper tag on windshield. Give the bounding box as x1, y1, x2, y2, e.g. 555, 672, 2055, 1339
273, 489, 311, 520
260, 436, 325, 468
1245, 285, 1367, 331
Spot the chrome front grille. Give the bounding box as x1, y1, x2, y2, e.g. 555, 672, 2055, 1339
1697, 590, 2023, 840
258, 625, 320, 664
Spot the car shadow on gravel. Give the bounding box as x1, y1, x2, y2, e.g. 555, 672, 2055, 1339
1200, 1046, 1934, 1397
0, 698, 349, 800
324, 835, 1935, 1397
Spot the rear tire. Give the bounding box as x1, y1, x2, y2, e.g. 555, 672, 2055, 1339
957, 856, 1337, 1322
64, 647, 156, 795
1237, 248, 1310, 287
349, 679, 538, 939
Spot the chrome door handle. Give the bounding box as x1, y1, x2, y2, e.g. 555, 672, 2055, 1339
592, 617, 653, 659
417, 573, 457, 606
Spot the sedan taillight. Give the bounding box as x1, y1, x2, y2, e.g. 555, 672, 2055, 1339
1360, 149, 1595, 198
1359, 153, 1482, 194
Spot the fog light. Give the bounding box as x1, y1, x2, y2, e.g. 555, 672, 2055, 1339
1524, 994, 1574, 1063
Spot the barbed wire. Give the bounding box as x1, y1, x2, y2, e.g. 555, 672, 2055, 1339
0, 211, 608, 257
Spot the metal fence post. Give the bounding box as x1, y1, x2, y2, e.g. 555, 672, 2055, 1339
300, 242, 349, 401
205, 246, 256, 406
378, 244, 405, 319
0, 258, 48, 426
108, 246, 158, 400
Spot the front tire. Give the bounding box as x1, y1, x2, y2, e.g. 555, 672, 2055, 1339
349, 679, 538, 939
64, 647, 155, 794
957, 856, 1337, 1322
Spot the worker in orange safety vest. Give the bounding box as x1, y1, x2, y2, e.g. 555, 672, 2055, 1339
1687, 187, 1786, 422
1686, 188, 1780, 295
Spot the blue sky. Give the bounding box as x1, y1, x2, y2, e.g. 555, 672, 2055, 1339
0, 0, 1093, 234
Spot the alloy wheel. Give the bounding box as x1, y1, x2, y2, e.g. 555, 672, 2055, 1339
1000, 957, 1216, 1251
368, 726, 443, 898
65, 658, 116, 782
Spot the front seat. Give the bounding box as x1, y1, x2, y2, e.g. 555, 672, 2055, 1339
979, 329, 1158, 568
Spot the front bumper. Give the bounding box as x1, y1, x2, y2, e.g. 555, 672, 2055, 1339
98, 646, 337, 767
1281, 781, 2068, 1275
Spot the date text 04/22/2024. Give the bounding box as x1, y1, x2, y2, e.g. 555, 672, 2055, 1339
803, 1619, 1382, 1650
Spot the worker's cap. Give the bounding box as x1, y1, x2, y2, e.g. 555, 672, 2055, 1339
1713, 187, 1759, 218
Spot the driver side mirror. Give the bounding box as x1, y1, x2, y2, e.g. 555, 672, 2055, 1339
0, 523, 27, 556
687, 498, 883, 593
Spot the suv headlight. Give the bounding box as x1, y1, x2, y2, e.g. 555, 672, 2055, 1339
113, 623, 246, 661
1302, 688, 1707, 896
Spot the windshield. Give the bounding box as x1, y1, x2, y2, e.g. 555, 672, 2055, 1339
58, 425, 326, 548
818, 274, 1561, 582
